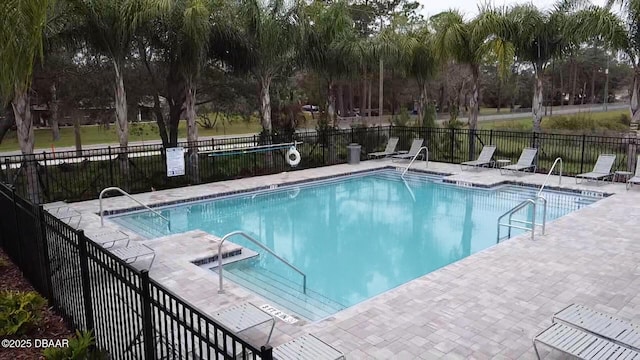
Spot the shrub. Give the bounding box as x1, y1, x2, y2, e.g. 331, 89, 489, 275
0, 291, 46, 336
421, 103, 437, 128
43, 330, 109, 360
393, 108, 411, 127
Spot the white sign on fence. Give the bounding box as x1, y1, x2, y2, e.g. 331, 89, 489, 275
166, 147, 185, 177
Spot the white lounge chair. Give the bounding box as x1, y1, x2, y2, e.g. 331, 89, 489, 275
533, 322, 640, 360
109, 243, 156, 270
500, 148, 538, 175
576, 154, 616, 184
553, 304, 640, 351
460, 145, 496, 170
627, 156, 640, 190
368, 137, 399, 159
391, 139, 424, 161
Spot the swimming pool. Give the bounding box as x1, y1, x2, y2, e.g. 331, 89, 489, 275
111, 170, 599, 321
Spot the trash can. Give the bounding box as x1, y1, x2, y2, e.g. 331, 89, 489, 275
347, 143, 361, 165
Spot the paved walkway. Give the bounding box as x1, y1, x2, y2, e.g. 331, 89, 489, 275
59, 160, 640, 359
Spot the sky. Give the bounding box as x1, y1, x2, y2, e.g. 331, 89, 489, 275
419, 0, 608, 18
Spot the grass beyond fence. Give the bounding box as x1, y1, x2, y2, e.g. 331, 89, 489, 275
1, 126, 638, 203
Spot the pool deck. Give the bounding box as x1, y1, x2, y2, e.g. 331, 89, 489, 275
57, 159, 640, 359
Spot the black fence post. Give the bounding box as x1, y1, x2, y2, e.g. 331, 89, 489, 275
260, 345, 273, 360
140, 270, 156, 360
10, 186, 25, 269
108, 146, 114, 186
42, 151, 48, 201
580, 134, 586, 174
450, 128, 455, 162
350, 128, 354, 143
489, 130, 494, 145
77, 230, 95, 332
36, 206, 54, 300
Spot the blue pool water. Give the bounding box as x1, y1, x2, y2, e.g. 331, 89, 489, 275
111, 170, 599, 320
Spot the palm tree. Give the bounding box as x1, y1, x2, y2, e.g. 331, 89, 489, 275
0, 0, 51, 202
403, 27, 439, 122
236, 0, 302, 136
70, 0, 166, 177
146, 0, 212, 182
491, 1, 623, 134
432, 9, 511, 156
301, 1, 353, 126
602, 0, 640, 130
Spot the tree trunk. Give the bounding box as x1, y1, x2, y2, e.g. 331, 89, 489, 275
260, 76, 272, 133
347, 82, 353, 115
12, 91, 40, 203
532, 71, 544, 134
153, 92, 169, 148
569, 59, 577, 106
367, 78, 372, 118
337, 83, 345, 118
360, 74, 366, 116
497, 78, 501, 113
73, 115, 82, 156
113, 61, 129, 180
417, 80, 427, 123
468, 67, 480, 160
0, 104, 15, 144
560, 67, 564, 107
185, 82, 199, 184
50, 83, 60, 141
591, 68, 597, 104
630, 72, 640, 127
327, 80, 336, 126
379, 58, 384, 123
581, 82, 587, 105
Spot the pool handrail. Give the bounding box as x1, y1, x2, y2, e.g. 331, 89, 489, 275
99, 187, 170, 230
538, 157, 563, 197
218, 230, 307, 294
401, 146, 429, 178
497, 198, 536, 242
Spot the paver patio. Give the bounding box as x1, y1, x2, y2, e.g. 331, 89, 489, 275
56, 159, 640, 359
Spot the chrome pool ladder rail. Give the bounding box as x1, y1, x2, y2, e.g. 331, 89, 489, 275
218, 230, 307, 294
538, 157, 563, 197
401, 146, 429, 178
497, 199, 536, 242
99, 186, 171, 230
497, 195, 548, 242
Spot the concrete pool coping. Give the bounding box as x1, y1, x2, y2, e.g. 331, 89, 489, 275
52, 159, 640, 359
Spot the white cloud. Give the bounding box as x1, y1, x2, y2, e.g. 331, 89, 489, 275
419, 0, 608, 18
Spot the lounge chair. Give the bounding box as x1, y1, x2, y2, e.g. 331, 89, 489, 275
460, 145, 496, 170
391, 139, 424, 161
553, 303, 640, 351
576, 154, 616, 184
627, 156, 640, 190
533, 322, 640, 360
273, 334, 345, 360
368, 137, 399, 159
500, 148, 538, 175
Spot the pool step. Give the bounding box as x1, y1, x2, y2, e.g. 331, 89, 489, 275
113, 215, 170, 239
222, 261, 345, 321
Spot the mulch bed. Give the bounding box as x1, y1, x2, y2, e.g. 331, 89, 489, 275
0, 249, 73, 360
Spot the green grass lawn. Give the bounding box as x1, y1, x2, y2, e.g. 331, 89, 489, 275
0, 118, 263, 152
479, 109, 629, 131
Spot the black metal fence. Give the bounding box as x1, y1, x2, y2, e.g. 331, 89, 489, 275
1, 126, 638, 203
0, 182, 273, 359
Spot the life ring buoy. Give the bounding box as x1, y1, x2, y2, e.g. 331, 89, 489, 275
286, 146, 301, 167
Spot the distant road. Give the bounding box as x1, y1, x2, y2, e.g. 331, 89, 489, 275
0, 103, 628, 156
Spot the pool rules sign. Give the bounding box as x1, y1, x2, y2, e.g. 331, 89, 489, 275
166, 147, 185, 177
